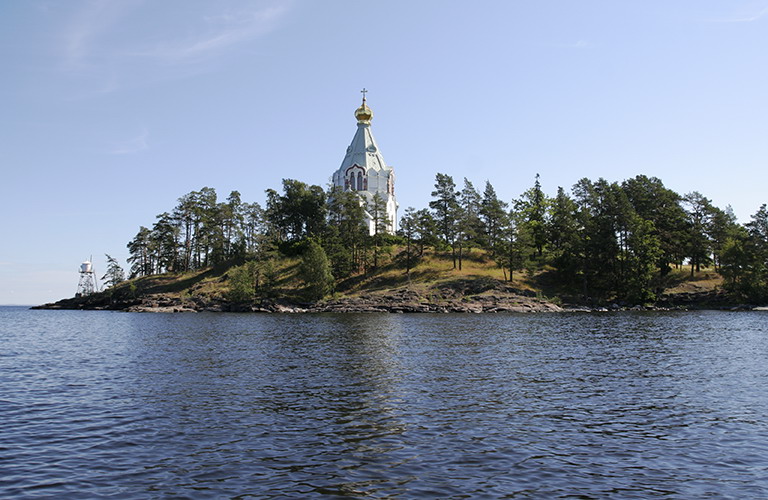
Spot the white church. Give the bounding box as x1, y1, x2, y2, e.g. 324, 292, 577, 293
331, 90, 398, 235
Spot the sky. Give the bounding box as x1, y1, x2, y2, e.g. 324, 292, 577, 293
1, 0, 767, 305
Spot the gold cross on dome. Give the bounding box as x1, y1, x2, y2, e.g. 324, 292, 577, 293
361, 88, 368, 102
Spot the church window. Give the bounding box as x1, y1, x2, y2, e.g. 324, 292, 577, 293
357, 172, 363, 191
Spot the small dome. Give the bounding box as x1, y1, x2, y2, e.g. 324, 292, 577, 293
355, 100, 373, 123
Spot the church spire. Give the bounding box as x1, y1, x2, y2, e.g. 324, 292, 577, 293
355, 88, 373, 123
332, 90, 398, 234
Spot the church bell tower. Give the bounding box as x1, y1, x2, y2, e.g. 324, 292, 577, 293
331, 90, 398, 234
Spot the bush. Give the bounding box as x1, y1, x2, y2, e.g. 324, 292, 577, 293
227, 261, 259, 302
299, 240, 335, 300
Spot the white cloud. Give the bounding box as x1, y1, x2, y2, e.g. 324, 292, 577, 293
110, 129, 149, 155
706, 5, 768, 23
61, 1, 292, 73
62, 0, 142, 71
130, 5, 290, 64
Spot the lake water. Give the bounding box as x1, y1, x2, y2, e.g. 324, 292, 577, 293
2, 307, 767, 498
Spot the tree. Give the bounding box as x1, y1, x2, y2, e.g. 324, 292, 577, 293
242, 202, 265, 256
622, 175, 687, 274
227, 260, 260, 303
368, 192, 389, 268
264, 179, 327, 243
429, 173, 460, 268
708, 205, 739, 271
547, 186, 580, 283
682, 191, 715, 276
455, 178, 482, 270
299, 240, 335, 300
623, 215, 662, 303
572, 178, 623, 302
415, 209, 438, 256
479, 181, 509, 272
101, 254, 125, 288
326, 186, 368, 276
151, 212, 181, 273
127, 227, 153, 278
197, 187, 225, 266
222, 190, 245, 259
400, 207, 419, 276
516, 174, 549, 259
503, 208, 533, 281
721, 205, 768, 303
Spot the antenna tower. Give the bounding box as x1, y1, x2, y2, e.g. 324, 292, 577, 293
76, 257, 98, 297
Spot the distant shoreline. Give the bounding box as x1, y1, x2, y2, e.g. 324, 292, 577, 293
33, 282, 758, 314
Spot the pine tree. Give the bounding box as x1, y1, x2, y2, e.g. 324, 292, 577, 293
227, 260, 259, 303
368, 192, 389, 268
127, 227, 153, 278
547, 187, 580, 283
400, 207, 419, 275
479, 181, 509, 272
721, 205, 768, 302
326, 186, 368, 276
101, 254, 126, 288
429, 173, 459, 268
682, 191, 715, 276
515, 174, 550, 260
456, 178, 482, 270
299, 240, 335, 300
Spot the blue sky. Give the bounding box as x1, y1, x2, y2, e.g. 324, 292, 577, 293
2, 0, 767, 305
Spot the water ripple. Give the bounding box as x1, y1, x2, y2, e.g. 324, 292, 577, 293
1, 308, 768, 497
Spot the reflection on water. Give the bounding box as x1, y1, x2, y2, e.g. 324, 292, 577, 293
2, 307, 768, 498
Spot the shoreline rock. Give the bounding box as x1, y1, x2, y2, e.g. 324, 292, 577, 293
32, 282, 761, 314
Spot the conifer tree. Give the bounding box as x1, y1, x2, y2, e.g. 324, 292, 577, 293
547, 186, 580, 283
479, 181, 509, 271
429, 173, 459, 267
299, 240, 335, 300
368, 192, 389, 268
456, 178, 482, 270
101, 254, 126, 288
400, 207, 419, 275
227, 260, 260, 303
683, 191, 715, 275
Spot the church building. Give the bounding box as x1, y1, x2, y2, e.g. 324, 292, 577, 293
331, 90, 398, 235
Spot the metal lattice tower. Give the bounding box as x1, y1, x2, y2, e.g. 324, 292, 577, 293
76, 260, 97, 297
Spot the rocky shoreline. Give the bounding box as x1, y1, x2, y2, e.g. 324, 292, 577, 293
34, 287, 563, 314
33, 281, 761, 314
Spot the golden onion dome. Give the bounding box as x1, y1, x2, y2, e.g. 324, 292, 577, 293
355, 101, 373, 123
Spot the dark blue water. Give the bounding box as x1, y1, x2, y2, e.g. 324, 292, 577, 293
2, 307, 767, 498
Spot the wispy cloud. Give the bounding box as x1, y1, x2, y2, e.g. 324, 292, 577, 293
110, 129, 148, 155
130, 5, 290, 64
706, 5, 768, 23
62, 0, 142, 71
59, 1, 293, 89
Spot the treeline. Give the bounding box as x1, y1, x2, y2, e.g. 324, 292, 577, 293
126, 174, 768, 304
412, 174, 765, 304
127, 188, 264, 276
126, 181, 390, 298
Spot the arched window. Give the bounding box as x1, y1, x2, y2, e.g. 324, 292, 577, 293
357, 172, 363, 191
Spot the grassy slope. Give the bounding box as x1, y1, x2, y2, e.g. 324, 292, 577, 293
104, 247, 723, 306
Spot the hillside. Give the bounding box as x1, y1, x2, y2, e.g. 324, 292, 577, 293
35, 247, 740, 313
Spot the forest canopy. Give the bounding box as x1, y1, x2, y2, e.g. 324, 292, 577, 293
126, 174, 768, 304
